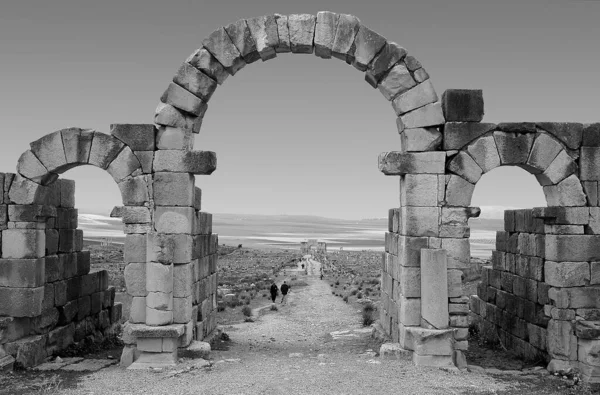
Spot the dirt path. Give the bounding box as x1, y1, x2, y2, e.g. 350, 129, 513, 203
53, 277, 560, 394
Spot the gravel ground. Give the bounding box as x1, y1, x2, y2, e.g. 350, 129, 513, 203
56, 276, 536, 395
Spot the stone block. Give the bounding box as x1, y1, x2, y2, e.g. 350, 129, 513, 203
365, 42, 406, 87
537, 122, 583, 150
274, 14, 290, 53
441, 89, 484, 122
533, 206, 590, 225
524, 133, 563, 174
146, 291, 173, 311
246, 15, 279, 61
0, 258, 45, 288
146, 261, 173, 294
399, 296, 421, 326
121, 207, 151, 224
378, 151, 445, 175
145, 307, 173, 326
392, 80, 438, 116
378, 63, 416, 101
441, 238, 470, 269
61, 127, 94, 165
17, 150, 56, 185
59, 179, 76, 208
154, 102, 201, 134
398, 102, 445, 129
154, 207, 195, 234
186, 47, 229, 85
88, 132, 124, 170
398, 266, 420, 297
155, 126, 193, 150
331, 13, 360, 63
29, 131, 68, 174
549, 286, 600, 309
412, 353, 453, 367
0, 287, 44, 317
160, 82, 207, 117
110, 124, 155, 152
129, 297, 146, 323
2, 229, 45, 258
58, 229, 83, 253
583, 123, 600, 147
124, 234, 147, 264
125, 262, 147, 297
153, 150, 216, 175
445, 175, 475, 207
173, 296, 193, 324
224, 19, 259, 64
399, 127, 442, 152
448, 151, 482, 184
443, 122, 496, 150
45, 255, 62, 283
584, 181, 599, 206
420, 249, 449, 329
118, 175, 150, 206
544, 224, 584, 234
536, 150, 576, 186
351, 24, 386, 71
107, 147, 142, 183
581, 147, 600, 181
466, 134, 500, 173
8, 174, 49, 205
137, 337, 162, 353
153, 172, 195, 206
174, 263, 194, 298
547, 319, 577, 360
314, 12, 339, 59
6, 335, 47, 368
493, 131, 535, 165
202, 27, 246, 74
401, 206, 439, 237
543, 175, 587, 207
400, 174, 440, 206
545, 261, 590, 287
287, 14, 316, 54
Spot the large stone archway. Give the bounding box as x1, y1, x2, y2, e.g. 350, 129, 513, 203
2, 10, 600, 380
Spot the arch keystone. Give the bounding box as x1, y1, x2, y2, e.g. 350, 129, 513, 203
493, 131, 535, 165
288, 14, 317, 54
61, 127, 94, 165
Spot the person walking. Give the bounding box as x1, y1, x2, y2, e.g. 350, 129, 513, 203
280, 281, 290, 304
269, 282, 278, 303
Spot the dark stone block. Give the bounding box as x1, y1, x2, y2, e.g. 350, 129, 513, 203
441, 89, 484, 122
443, 122, 496, 150
536, 122, 583, 150
582, 123, 600, 147
497, 122, 537, 133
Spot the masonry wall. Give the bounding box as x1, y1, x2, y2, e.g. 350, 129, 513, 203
0, 174, 121, 369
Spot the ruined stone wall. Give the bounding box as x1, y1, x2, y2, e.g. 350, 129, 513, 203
0, 175, 121, 369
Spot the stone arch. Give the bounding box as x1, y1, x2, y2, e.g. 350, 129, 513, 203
153, 12, 445, 142
445, 125, 587, 208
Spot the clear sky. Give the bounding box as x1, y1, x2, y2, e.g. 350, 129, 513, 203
0, 0, 598, 219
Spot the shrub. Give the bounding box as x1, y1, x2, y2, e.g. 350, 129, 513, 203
362, 303, 376, 326
343, 296, 348, 303
335, 280, 340, 286
270, 304, 278, 311
217, 304, 226, 312
332, 291, 335, 295
245, 299, 250, 305
350, 289, 358, 296
263, 293, 267, 298
357, 292, 363, 299
242, 306, 252, 317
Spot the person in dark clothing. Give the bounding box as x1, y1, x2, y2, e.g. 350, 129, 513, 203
280, 281, 290, 304
269, 283, 278, 303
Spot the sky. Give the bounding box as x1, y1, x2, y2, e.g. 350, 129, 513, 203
0, 0, 598, 219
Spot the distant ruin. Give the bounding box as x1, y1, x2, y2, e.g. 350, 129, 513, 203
1, 11, 599, 382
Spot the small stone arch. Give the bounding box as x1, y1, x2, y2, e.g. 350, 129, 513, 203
445, 124, 587, 208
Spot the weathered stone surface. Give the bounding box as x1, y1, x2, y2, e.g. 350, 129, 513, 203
2, 229, 45, 259
147, 291, 173, 311
545, 234, 600, 262
173, 63, 218, 103
331, 14, 360, 63
173, 295, 193, 323
134, 152, 152, 174
246, 15, 279, 61
550, 286, 600, 309
401, 206, 439, 237
0, 286, 44, 317
379, 152, 445, 175
413, 68, 429, 83
447, 151, 482, 184
147, 234, 193, 264
154, 207, 195, 234
583, 123, 600, 147
535, 150, 576, 186
128, 323, 185, 338
496, 122, 536, 133
8, 175, 48, 205
443, 122, 496, 150
29, 131, 67, 174
441, 89, 484, 122
466, 135, 500, 173
153, 150, 216, 175
399, 102, 445, 129
400, 128, 442, 152
400, 174, 440, 206
160, 82, 207, 117
145, 307, 173, 326
524, 133, 563, 174
392, 80, 438, 116
153, 172, 195, 206
547, 319, 577, 360
60, 127, 94, 167
537, 122, 583, 150
124, 234, 146, 264
107, 147, 142, 183
378, 63, 416, 101
581, 147, 600, 181
17, 150, 57, 185
365, 42, 407, 87
351, 24, 386, 71
493, 131, 535, 166
533, 206, 590, 224
399, 296, 421, 326
441, 238, 470, 269
146, 261, 173, 294
545, 261, 590, 287
202, 27, 246, 74
121, 207, 151, 224
118, 175, 150, 206
421, 249, 449, 329
0, 258, 45, 288
154, 103, 202, 134
543, 174, 587, 207
445, 175, 475, 207
155, 126, 194, 150
6, 335, 47, 367
313, 11, 338, 59
186, 48, 229, 85
274, 14, 290, 53
224, 19, 260, 64
110, 124, 155, 152
88, 132, 124, 170
287, 14, 316, 54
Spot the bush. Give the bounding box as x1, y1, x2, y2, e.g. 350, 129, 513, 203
332, 291, 335, 295
217, 304, 226, 312
270, 304, 278, 311
350, 289, 358, 296
245, 299, 250, 305
242, 306, 252, 317
335, 280, 340, 286
263, 293, 267, 298
357, 292, 363, 299
343, 296, 348, 303
362, 303, 376, 326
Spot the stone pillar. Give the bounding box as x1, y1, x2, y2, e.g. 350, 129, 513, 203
420, 249, 449, 329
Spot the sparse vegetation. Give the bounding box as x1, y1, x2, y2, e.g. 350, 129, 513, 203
362, 302, 376, 326
242, 306, 252, 317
